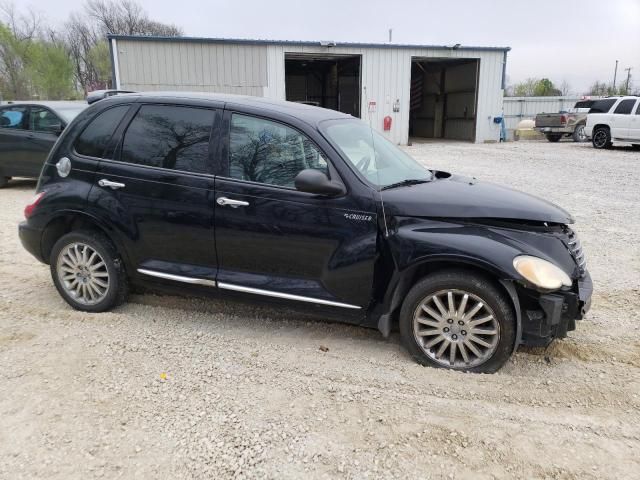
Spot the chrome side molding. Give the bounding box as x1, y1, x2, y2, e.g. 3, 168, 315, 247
217, 282, 361, 309
137, 268, 217, 287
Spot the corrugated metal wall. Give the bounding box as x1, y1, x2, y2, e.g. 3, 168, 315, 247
503, 96, 584, 131
114, 38, 506, 145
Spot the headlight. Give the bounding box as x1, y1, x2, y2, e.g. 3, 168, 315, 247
513, 255, 572, 290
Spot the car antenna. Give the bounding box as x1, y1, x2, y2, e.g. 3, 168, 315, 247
364, 86, 390, 237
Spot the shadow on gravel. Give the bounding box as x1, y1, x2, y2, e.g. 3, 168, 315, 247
2, 178, 37, 190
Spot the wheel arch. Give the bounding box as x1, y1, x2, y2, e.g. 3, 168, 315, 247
41, 210, 130, 267
377, 256, 522, 352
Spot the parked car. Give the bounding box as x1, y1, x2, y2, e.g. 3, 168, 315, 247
0, 101, 87, 187
18, 92, 592, 372
584, 96, 640, 149
534, 100, 595, 142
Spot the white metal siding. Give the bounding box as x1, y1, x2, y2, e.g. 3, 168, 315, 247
114, 38, 506, 144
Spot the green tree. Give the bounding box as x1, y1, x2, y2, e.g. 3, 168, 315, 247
0, 22, 31, 99
533, 78, 561, 96
87, 40, 111, 88
26, 41, 74, 99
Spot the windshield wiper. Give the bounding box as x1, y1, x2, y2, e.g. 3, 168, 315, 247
381, 178, 430, 191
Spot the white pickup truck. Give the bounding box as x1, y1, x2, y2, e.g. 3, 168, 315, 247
584, 96, 640, 149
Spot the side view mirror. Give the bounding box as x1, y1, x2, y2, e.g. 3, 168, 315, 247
294, 169, 345, 196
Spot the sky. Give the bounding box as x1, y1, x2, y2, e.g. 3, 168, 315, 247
23, 0, 640, 94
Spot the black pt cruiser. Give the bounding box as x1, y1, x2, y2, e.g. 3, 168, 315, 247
19, 92, 592, 372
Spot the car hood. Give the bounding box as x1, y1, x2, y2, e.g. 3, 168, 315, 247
381, 173, 574, 224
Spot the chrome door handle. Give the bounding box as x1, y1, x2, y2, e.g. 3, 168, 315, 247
217, 196, 249, 208
98, 178, 125, 190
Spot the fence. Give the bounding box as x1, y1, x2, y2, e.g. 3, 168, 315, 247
503, 96, 586, 131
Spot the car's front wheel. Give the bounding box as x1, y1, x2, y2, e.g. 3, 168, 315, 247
50, 231, 128, 312
399, 270, 516, 373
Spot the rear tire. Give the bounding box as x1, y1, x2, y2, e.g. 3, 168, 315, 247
50, 230, 128, 312
572, 125, 587, 142
592, 127, 612, 149
399, 270, 516, 373
0, 176, 8, 188
632, 144, 640, 151
545, 134, 562, 142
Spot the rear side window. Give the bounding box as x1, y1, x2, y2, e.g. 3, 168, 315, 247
120, 105, 214, 174
75, 105, 129, 158
613, 99, 637, 115
588, 99, 616, 113
228, 114, 328, 188
574, 100, 594, 109
0, 106, 28, 129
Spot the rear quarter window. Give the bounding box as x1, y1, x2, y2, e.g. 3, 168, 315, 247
613, 99, 637, 115
588, 99, 617, 113
74, 105, 130, 158
0, 107, 28, 129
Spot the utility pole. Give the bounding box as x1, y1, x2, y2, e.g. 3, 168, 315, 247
625, 67, 632, 94
388, 28, 393, 43
613, 60, 618, 90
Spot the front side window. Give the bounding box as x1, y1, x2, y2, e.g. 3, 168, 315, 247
121, 105, 214, 174
0, 106, 28, 130
75, 105, 130, 158
229, 114, 328, 188
613, 99, 636, 115
588, 99, 616, 113
30, 107, 62, 133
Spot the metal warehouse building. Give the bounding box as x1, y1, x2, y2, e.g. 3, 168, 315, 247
108, 35, 509, 145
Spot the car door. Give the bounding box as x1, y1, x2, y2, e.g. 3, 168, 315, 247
26, 106, 64, 177
213, 110, 378, 316
629, 101, 640, 141
89, 102, 221, 285
0, 105, 31, 177
611, 98, 637, 139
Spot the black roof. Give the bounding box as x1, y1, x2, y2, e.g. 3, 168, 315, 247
104, 91, 353, 125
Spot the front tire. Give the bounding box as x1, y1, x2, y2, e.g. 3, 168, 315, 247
50, 231, 128, 312
545, 134, 562, 142
592, 127, 612, 149
0, 176, 8, 188
399, 270, 516, 373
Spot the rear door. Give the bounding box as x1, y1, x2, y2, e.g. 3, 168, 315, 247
611, 99, 637, 139
0, 105, 30, 176
89, 102, 221, 285
629, 101, 640, 141
213, 110, 378, 316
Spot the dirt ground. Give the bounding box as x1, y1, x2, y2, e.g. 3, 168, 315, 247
1, 140, 639, 479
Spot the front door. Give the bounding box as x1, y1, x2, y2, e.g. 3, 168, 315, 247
26, 106, 63, 176
90, 103, 221, 283
213, 111, 378, 316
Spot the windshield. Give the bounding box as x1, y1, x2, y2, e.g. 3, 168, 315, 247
55, 106, 87, 123
321, 119, 432, 188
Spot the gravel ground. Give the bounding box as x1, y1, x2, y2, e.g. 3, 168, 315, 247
1, 140, 639, 479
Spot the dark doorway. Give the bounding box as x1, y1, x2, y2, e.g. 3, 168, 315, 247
285, 54, 361, 117
409, 58, 479, 141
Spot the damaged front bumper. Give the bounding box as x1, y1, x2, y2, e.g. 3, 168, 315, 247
519, 271, 593, 347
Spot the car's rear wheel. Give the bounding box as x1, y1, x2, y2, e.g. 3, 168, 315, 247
50, 231, 128, 312
399, 270, 516, 373
572, 125, 587, 142
0, 176, 8, 188
592, 127, 612, 149
545, 134, 562, 142
632, 144, 640, 151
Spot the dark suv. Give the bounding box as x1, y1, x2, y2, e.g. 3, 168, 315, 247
18, 92, 592, 372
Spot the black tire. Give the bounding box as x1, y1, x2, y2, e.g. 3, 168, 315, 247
545, 134, 562, 142
592, 127, 612, 149
0, 176, 8, 188
632, 144, 640, 151
50, 230, 128, 312
572, 124, 587, 142
399, 270, 516, 373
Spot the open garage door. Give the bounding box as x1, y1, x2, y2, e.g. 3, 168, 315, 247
285, 53, 361, 117
409, 58, 479, 142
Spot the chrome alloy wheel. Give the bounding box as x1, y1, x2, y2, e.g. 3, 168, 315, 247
593, 129, 608, 148
413, 289, 500, 368
56, 242, 110, 305
576, 125, 587, 142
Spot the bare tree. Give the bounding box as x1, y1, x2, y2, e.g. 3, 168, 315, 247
85, 0, 182, 36
559, 80, 571, 96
